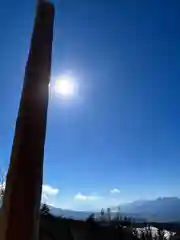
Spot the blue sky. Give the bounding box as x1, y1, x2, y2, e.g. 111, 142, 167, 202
0, 0, 180, 210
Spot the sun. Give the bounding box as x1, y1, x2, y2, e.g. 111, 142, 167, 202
53, 75, 76, 97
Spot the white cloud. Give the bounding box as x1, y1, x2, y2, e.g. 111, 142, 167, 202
0, 181, 59, 206
110, 188, 120, 194
74, 192, 101, 201
41, 184, 59, 204
42, 185, 59, 195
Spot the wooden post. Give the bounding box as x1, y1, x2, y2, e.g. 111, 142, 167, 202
0, 1, 54, 240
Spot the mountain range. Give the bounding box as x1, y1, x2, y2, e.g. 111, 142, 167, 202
49, 197, 180, 222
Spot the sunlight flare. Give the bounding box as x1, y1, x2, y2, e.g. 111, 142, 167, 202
53, 74, 76, 98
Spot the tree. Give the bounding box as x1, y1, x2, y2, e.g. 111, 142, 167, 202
100, 208, 105, 222
107, 208, 111, 222
86, 213, 95, 223
157, 228, 165, 240
86, 213, 98, 229
117, 206, 121, 220
0, 184, 5, 202
0, 170, 6, 202
41, 203, 50, 216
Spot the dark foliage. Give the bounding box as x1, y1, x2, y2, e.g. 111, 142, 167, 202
38, 207, 180, 240
41, 203, 50, 216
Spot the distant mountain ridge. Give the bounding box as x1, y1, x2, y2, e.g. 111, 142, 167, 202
119, 197, 180, 222
48, 197, 180, 222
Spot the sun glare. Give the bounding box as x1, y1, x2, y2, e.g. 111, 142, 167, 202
53, 75, 76, 98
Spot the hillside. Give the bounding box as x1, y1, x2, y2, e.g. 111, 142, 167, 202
48, 197, 180, 222
120, 197, 180, 222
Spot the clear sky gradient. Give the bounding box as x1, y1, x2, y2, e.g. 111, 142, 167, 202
0, 0, 180, 210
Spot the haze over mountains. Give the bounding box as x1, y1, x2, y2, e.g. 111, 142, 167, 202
119, 197, 180, 222
49, 197, 180, 222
